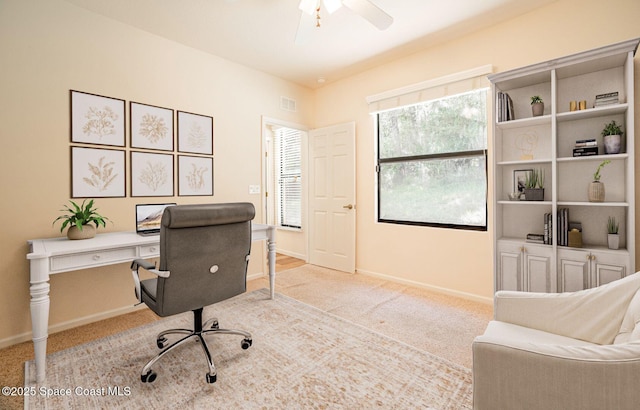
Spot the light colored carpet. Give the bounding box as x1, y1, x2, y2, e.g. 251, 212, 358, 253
25, 288, 473, 409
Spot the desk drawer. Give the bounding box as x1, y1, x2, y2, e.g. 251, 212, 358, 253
50, 247, 137, 272
139, 244, 160, 258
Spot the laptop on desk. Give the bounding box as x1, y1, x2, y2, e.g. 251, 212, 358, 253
135, 203, 176, 236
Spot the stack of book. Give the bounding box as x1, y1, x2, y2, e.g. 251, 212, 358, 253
594, 92, 619, 107
573, 139, 598, 157
497, 91, 514, 122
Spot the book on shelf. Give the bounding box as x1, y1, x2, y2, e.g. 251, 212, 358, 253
557, 208, 571, 246
497, 91, 514, 122
594, 91, 619, 107
526, 233, 545, 244
573, 147, 599, 157
575, 138, 597, 147
543, 213, 553, 245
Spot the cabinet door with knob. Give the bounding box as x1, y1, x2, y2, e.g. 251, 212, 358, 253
558, 248, 628, 292
497, 240, 553, 292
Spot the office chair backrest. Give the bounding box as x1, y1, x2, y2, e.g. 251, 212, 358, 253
155, 203, 255, 316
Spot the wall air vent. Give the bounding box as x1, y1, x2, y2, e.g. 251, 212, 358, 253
280, 96, 297, 112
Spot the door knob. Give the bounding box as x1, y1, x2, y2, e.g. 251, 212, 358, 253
343, 204, 354, 210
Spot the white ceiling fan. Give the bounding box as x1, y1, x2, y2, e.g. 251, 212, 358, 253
295, 0, 394, 45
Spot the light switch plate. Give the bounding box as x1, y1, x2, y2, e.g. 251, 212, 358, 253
249, 185, 261, 194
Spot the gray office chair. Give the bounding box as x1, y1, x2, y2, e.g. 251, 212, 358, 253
130, 203, 255, 384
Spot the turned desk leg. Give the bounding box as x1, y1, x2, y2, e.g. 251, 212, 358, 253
29, 278, 50, 384
267, 230, 276, 300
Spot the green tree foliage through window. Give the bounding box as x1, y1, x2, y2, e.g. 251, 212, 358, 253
377, 89, 488, 229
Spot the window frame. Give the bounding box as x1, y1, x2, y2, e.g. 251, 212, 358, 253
375, 90, 489, 231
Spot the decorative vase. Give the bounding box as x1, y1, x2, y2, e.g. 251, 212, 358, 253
531, 102, 544, 117
588, 181, 605, 202
67, 224, 96, 240
523, 188, 544, 201
603, 134, 621, 154
608, 233, 620, 250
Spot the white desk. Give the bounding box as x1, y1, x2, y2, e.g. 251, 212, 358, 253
27, 224, 276, 383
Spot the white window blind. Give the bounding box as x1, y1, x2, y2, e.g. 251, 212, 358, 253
366, 65, 493, 114
274, 127, 302, 229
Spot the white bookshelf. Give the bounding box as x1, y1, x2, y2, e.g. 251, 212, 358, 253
490, 38, 639, 293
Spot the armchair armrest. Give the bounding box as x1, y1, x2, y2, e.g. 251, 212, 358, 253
494, 272, 640, 344
130, 259, 170, 304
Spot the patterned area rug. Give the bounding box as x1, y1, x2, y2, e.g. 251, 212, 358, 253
25, 289, 472, 409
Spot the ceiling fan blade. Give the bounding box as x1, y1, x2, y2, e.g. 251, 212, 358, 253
342, 0, 393, 30
295, 11, 315, 45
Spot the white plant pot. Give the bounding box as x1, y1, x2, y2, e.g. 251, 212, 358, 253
603, 134, 621, 154
608, 233, 620, 250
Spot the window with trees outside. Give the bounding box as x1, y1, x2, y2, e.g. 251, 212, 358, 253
377, 88, 488, 230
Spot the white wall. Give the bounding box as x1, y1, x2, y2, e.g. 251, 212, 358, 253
314, 0, 640, 301
0, 0, 313, 345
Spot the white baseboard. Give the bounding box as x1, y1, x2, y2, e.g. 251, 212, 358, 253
356, 268, 493, 305
247, 271, 266, 281
275, 249, 307, 262
0, 304, 148, 350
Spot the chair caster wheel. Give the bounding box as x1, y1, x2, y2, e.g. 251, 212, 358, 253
157, 337, 167, 349
206, 373, 217, 384
211, 320, 219, 330
141, 370, 157, 383
241, 338, 252, 349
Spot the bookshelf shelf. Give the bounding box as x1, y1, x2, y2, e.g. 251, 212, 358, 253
490, 38, 638, 293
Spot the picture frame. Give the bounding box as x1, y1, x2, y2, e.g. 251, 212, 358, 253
130, 102, 174, 151
514, 169, 533, 194
70, 90, 125, 147
131, 151, 174, 197
71, 146, 125, 198
177, 111, 213, 155
178, 155, 213, 196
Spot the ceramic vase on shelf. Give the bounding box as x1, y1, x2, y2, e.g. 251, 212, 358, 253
588, 181, 605, 202
608, 234, 620, 250
531, 102, 544, 117
603, 134, 621, 154
67, 224, 96, 240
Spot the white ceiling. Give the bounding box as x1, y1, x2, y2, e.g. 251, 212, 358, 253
63, 0, 555, 89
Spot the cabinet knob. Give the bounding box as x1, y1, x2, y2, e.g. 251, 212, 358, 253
93, 254, 101, 261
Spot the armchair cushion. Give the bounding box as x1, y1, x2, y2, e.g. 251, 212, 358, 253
614, 289, 640, 344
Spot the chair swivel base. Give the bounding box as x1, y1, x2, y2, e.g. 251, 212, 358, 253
140, 309, 251, 384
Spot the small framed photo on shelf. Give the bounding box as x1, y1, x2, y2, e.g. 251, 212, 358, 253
177, 111, 213, 155
514, 169, 533, 195
70, 90, 125, 147
71, 146, 125, 198
130, 102, 174, 151
178, 155, 213, 196
131, 151, 174, 197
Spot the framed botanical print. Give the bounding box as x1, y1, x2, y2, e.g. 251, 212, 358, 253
71, 146, 125, 198
178, 155, 213, 196
177, 111, 213, 155
131, 151, 174, 197
70, 90, 125, 147
130, 102, 174, 151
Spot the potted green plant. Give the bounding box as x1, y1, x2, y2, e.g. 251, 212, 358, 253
588, 159, 610, 202
523, 169, 544, 201
607, 216, 620, 250
53, 199, 110, 240
601, 120, 623, 154
531, 95, 544, 117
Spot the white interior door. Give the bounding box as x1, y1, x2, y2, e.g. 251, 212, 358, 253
308, 122, 356, 273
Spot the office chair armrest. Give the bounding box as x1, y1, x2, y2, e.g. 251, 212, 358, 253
130, 259, 170, 303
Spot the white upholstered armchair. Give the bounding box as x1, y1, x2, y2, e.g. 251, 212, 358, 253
473, 271, 640, 410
